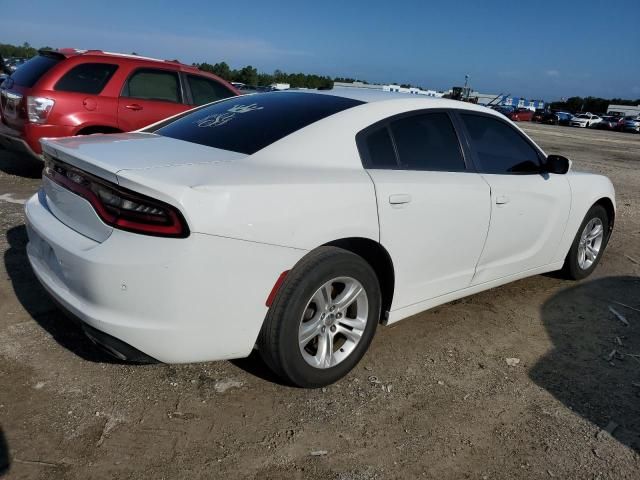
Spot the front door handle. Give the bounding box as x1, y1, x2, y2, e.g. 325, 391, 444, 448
496, 195, 510, 205
124, 104, 143, 111
389, 194, 412, 205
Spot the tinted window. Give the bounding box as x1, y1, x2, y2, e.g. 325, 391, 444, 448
123, 69, 181, 102
9, 54, 60, 87
187, 74, 234, 105
363, 126, 398, 169
460, 114, 541, 174
55, 63, 118, 94
389, 112, 465, 171
154, 92, 363, 155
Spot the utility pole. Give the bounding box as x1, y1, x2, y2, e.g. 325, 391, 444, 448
463, 74, 469, 100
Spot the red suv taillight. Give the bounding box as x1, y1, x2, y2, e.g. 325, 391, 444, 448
27, 96, 55, 124
44, 156, 189, 238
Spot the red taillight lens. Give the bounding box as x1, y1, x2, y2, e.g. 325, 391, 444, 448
44, 156, 189, 238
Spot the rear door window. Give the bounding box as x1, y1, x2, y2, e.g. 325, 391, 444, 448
460, 114, 541, 174
187, 74, 235, 105
122, 69, 181, 103
55, 63, 118, 94
9, 54, 61, 87
389, 112, 466, 171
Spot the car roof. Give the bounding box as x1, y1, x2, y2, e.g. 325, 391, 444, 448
48, 48, 198, 71
274, 87, 497, 115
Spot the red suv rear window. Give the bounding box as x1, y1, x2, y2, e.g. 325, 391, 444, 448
9, 54, 61, 87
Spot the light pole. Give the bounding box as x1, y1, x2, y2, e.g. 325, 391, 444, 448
463, 74, 469, 99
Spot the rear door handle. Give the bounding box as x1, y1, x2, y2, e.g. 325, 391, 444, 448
389, 194, 412, 205
495, 195, 510, 205
124, 104, 143, 111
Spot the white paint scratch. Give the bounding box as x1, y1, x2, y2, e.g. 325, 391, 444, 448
0, 193, 27, 205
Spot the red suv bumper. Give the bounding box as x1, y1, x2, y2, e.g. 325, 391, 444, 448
0, 120, 76, 159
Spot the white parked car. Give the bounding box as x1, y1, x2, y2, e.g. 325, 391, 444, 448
570, 113, 601, 128
25, 90, 615, 387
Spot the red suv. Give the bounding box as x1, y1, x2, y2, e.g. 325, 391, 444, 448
0, 49, 239, 159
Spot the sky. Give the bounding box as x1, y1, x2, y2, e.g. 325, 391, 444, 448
2, 0, 639, 100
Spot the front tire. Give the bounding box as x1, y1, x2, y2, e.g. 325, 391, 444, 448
561, 205, 609, 280
258, 247, 381, 388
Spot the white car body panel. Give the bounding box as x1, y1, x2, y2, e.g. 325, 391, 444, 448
368, 169, 490, 309
26, 190, 305, 362
471, 173, 571, 284
25, 90, 616, 363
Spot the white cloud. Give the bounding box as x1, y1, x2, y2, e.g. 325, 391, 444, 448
545, 69, 560, 77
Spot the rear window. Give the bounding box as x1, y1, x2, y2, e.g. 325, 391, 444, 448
154, 92, 363, 155
9, 54, 61, 87
187, 74, 235, 105
55, 63, 118, 94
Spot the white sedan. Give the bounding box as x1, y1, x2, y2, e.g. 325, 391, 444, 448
25, 89, 615, 387
570, 113, 602, 128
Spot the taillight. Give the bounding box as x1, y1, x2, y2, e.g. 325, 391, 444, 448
44, 157, 189, 238
27, 96, 55, 124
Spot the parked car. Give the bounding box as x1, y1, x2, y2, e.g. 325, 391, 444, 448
622, 116, 640, 133
595, 115, 625, 131
490, 105, 514, 117
6, 57, 27, 72
25, 90, 616, 387
570, 113, 601, 128
0, 49, 239, 159
554, 111, 573, 126
507, 108, 534, 122
532, 109, 546, 122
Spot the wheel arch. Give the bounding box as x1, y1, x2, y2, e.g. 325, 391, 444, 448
75, 125, 123, 135
323, 237, 395, 322
594, 196, 615, 237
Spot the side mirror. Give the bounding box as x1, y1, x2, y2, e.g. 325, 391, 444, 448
544, 154, 570, 174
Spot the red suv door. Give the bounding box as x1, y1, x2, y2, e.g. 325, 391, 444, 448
117, 67, 190, 131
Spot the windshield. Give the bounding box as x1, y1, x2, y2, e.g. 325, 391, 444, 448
154, 92, 364, 155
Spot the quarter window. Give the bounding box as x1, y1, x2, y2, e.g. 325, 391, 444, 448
389, 112, 465, 171
55, 63, 118, 94
123, 69, 181, 103
363, 126, 398, 169
187, 75, 235, 106
460, 114, 541, 174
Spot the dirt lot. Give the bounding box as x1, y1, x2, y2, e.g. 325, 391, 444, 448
0, 123, 639, 480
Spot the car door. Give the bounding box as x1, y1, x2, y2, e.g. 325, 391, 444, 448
456, 112, 571, 285
360, 111, 491, 310
117, 67, 190, 131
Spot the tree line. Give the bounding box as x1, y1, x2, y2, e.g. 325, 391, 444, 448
549, 96, 640, 113
0, 42, 49, 59
194, 62, 334, 89
2, 42, 640, 105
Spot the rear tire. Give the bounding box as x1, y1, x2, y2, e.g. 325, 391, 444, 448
561, 205, 609, 280
258, 246, 381, 388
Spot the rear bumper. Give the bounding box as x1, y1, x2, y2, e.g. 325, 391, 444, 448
25, 189, 305, 363
0, 120, 41, 159
0, 121, 77, 159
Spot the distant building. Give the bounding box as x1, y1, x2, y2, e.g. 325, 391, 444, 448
607, 104, 640, 117
333, 81, 444, 97
270, 83, 290, 90
333, 81, 384, 90
467, 91, 545, 110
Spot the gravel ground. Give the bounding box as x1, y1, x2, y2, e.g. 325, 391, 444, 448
0, 123, 639, 480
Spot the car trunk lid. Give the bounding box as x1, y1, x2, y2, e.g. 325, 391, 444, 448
40, 133, 247, 242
